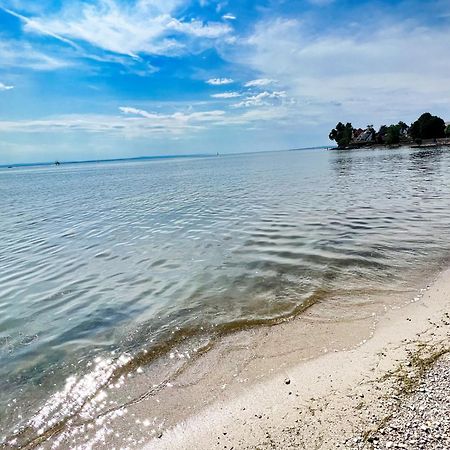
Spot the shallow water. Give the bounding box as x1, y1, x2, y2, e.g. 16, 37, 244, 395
2, 147, 450, 444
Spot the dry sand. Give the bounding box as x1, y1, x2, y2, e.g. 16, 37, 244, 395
144, 269, 450, 450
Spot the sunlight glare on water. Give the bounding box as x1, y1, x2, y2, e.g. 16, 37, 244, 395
1, 147, 450, 441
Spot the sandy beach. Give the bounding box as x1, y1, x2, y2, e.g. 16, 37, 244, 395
22, 267, 449, 450
10, 267, 448, 450
143, 269, 450, 450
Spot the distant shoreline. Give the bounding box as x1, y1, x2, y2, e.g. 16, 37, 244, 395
0, 146, 331, 169
0, 153, 216, 169
329, 140, 450, 150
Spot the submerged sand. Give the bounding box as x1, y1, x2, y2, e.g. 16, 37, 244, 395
15, 269, 448, 449
144, 269, 450, 450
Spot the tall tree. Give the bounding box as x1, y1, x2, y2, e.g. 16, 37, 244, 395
329, 122, 354, 148
385, 124, 401, 145
410, 113, 446, 140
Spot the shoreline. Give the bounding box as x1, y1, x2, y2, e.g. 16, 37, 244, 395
144, 269, 450, 450
5, 268, 448, 449
329, 141, 450, 151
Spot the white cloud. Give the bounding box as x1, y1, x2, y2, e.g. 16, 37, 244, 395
0, 103, 298, 138
227, 17, 450, 126
0, 108, 228, 137
206, 77, 234, 85
0, 40, 71, 70
168, 18, 230, 38
118, 107, 161, 119
244, 78, 275, 87
8, 1, 231, 58
2, 7, 79, 49
222, 14, 236, 21
233, 91, 287, 108
0, 82, 14, 91
121, 106, 227, 124
211, 92, 241, 98
0, 20, 162, 76
120, 61, 160, 76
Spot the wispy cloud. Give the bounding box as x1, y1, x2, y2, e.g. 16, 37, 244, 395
1, 7, 80, 49
168, 18, 230, 39
233, 91, 287, 108
119, 106, 226, 124
0, 39, 72, 70
0, 82, 15, 91
120, 61, 160, 76
244, 78, 276, 87
0, 107, 228, 137
8, 1, 232, 58
211, 92, 241, 98
0, 103, 296, 138
206, 77, 234, 85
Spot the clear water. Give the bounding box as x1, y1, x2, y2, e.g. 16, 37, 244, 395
1, 147, 450, 443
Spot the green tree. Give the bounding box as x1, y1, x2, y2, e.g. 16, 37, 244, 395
398, 121, 409, 133
445, 124, 450, 137
410, 113, 446, 140
385, 124, 401, 145
329, 122, 354, 148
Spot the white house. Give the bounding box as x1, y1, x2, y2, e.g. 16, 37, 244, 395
355, 128, 375, 142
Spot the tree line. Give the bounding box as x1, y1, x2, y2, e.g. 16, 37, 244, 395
329, 113, 450, 149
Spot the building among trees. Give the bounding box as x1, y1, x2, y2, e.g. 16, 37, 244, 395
329, 113, 448, 149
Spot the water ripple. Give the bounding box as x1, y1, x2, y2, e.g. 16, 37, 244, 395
2, 148, 450, 439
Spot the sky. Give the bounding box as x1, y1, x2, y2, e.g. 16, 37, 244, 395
0, 0, 449, 163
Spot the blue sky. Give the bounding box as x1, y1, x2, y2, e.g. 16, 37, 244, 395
0, 0, 449, 163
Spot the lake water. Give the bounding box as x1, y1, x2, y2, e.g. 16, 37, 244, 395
2, 147, 450, 446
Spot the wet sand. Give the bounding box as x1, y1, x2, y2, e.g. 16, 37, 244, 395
143, 269, 450, 450
14, 270, 448, 449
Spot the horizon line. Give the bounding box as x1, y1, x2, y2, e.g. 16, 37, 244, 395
0, 145, 330, 168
